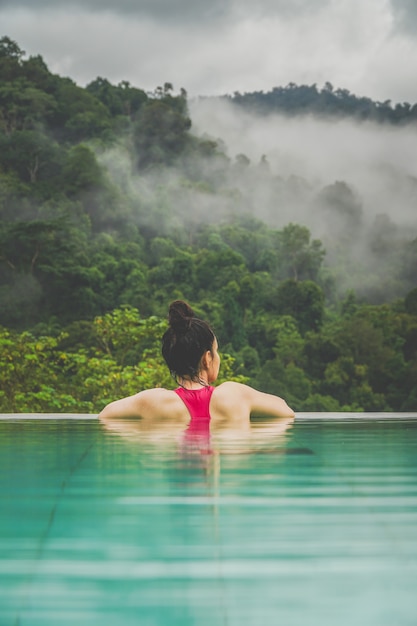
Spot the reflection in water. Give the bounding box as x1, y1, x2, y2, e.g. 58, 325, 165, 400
100, 413, 295, 456
100, 415, 296, 499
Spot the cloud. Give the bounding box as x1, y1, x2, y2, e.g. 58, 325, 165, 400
189, 97, 417, 229
0, 0, 330, 22
390, 0, 417, 34
0, 0, 225, 23
1, 0, 417, 102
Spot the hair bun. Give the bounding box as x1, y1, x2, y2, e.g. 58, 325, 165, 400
168, 300, 195, 333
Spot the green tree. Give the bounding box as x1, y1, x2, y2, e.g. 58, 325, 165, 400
0, 327, 79, 412
315, 181, 363, 241
195, 247, 246, 292
63, 144, 103, 194
0, 130, 63, 185
0, 79, 56, 135
0, 36, 25, 82
270, 279, 325, 334
134, 93, 192, 169
86, 77, 147, 120
276, 223, 325, 281
52, 78, 111, 141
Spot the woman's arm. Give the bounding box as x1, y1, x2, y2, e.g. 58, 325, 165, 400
98, 393, 143, 421
248, 388, 295, 419
215, 382, 295, 420
239, 383, 295, 419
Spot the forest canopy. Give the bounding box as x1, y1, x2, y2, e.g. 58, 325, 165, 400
223, 82, 417, 124
0, 36, 416, 413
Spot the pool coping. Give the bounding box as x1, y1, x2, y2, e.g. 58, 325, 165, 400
1, 412, 417, 420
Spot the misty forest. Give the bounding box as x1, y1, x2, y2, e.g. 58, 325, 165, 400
1, 35, 416, 414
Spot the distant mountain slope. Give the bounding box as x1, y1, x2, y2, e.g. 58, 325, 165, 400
218, 83, 417, 124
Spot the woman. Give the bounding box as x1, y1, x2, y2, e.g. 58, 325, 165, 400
98, 300, 294, 431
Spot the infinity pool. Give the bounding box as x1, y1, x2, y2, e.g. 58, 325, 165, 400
1, 414, 417, 626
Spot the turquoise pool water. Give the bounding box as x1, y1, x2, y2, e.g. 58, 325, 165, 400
1, 414, 417, 626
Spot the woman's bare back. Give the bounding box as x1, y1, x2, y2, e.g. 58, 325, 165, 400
98, 381, 294, 429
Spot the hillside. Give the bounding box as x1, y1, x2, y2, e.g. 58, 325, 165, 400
1, 35, 416, 413
222, 82, 417, 124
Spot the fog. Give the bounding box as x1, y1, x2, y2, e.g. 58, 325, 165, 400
172, 97, 416, 300
189, 97, 417, 231
96, 96, 417, 302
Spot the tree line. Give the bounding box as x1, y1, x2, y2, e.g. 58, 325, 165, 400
224, 82, 417, 124
0, 36, 416, 413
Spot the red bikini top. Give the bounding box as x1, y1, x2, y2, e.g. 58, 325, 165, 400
174, 386, 215, 436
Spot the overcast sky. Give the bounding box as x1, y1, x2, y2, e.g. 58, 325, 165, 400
1, 0, 417, 103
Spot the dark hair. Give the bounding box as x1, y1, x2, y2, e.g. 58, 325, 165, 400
162, 300, 215, 381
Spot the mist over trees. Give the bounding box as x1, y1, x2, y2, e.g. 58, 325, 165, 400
0, 36, 416, 413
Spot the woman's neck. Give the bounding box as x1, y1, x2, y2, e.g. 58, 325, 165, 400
178, 374, 209, 389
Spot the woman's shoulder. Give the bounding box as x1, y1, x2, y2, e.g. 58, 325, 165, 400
139, 387, 176, 400
211, 381, 253, 406
134, 387, 182, 412
212, 382, 295, 419
99, 387, 179, 420
213, 381, 252, 396
209, 382, 254, 424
